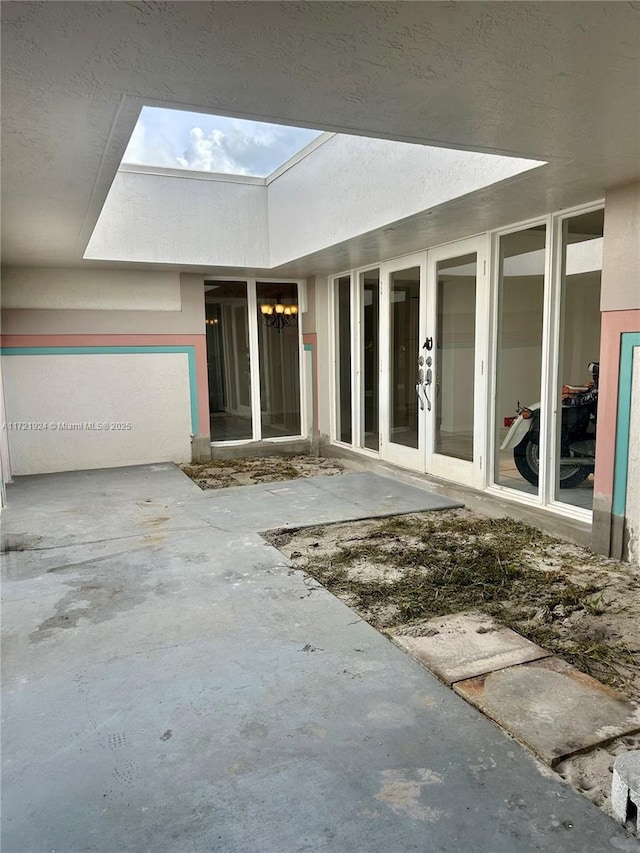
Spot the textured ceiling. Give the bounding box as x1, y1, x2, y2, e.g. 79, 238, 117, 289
1, 1, 639, 272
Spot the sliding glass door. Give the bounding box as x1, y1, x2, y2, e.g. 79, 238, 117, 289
205, 279, 304, 444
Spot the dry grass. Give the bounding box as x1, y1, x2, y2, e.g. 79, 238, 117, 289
181, 456, 343, 490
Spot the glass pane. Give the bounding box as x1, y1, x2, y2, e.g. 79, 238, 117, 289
257, 282, 301, 438
361, 270, 380, 451
390, 267, 420, 448
435, 253, 476, 462
494, 227, 546, 494
335, 275, 352, 443
555, 210, 603, 509
205, 281, 253, 441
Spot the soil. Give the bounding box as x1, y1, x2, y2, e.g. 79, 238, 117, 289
265, 507, 640, 826
180, 455, 344, 490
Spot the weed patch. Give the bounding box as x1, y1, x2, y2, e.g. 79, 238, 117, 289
181, 456, 343, 490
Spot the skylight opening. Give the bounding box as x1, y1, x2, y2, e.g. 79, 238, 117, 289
122, 107, 323, 178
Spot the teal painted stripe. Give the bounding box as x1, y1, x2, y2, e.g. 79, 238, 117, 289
612, 332, 640, 518
1, 345, 199, 434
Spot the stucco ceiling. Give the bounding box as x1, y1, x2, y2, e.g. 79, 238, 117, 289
2, 1, 639, 273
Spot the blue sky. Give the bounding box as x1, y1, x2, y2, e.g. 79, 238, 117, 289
122, 107, 322, 177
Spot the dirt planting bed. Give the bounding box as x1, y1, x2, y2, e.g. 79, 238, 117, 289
181, 456, 344, 490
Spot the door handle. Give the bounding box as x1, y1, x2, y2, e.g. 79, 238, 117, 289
423, 367, 433, 412
416, 366, 425, 410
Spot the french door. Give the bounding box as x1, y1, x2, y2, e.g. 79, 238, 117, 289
424, 237, 488, 489
379, 239, 487, 487
380, 253, 427, 469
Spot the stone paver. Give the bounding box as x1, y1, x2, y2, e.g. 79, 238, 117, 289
392, 611, 551, 685
454, 657, 640, 766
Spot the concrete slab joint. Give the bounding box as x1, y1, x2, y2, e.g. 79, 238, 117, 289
612, 751, 640, 831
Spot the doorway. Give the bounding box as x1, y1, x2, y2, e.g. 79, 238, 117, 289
205, 279, 304, 444
425, 237, 487, 488
377, 241, 487, 487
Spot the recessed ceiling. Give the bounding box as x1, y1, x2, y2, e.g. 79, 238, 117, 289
1, 2, 639, 272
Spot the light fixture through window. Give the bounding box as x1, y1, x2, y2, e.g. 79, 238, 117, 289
259, 293, 298, 330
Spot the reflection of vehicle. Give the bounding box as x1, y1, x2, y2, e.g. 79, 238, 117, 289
501, 363, 599, 489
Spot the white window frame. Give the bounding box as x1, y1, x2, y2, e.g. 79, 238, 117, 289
326, 199, 603, 524
206, 276, 306, 446
546, 201, 604, 521
486, 214, 551, 509
485, 201, 603, 521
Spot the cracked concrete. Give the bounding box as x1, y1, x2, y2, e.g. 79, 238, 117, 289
2, 463, 638, 852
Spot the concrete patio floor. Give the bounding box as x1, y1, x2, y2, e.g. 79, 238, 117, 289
1, 464, 636, 852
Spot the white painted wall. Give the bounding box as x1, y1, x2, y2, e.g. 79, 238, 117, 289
2, 353, 192, 474
267, 135, 541, 266
83, 139, 541, 270
85, 167, 269, 267
626, 347, 640, 566
2, 269, 181, 311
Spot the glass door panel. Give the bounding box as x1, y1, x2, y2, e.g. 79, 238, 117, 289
434, 253, 477, 462
360, 269, 380, 451
335, 275, 352, 444
493, 226, 546, 495
205, 281, 253, 441
380, 254, 426, 469
425, 237, 486, 489
554, 209, 603, 510
390, 267, 420, 449
256, 282, 301, 438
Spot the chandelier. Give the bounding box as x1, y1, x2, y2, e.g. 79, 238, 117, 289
259, 293, 298, 330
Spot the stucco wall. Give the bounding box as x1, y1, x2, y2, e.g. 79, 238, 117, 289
2, 269, 204, 336
601, 180, 640, 313
85, 167, 269, 267
3, 353, 192, 475
1, 269, 181, 311
267, 135, 541, 267
1, 268, 209, 475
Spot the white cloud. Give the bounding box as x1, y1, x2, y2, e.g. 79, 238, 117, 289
121, 108, 322, 176
176, 127, 250, 175
122, 120, 181, 169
